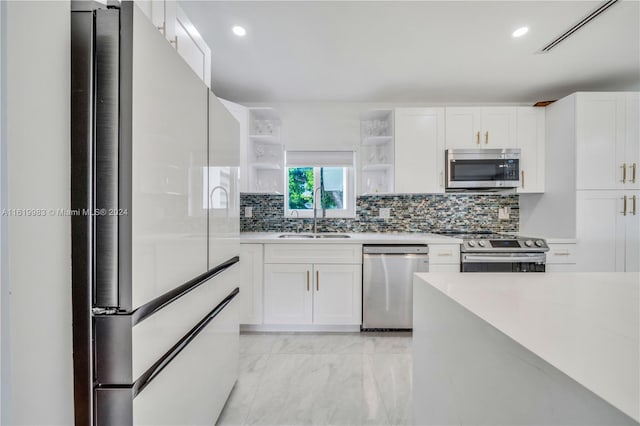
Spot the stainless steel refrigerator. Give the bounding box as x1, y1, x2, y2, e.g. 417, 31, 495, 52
71, 2, 240, 424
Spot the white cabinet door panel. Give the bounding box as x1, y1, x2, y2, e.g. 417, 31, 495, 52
395, 108, 445, 193
516, 107, 545, 193
626, 93, 640, 190
445, 107, 481, 149
481, 107, 517, 148
576, 191, 626, 272
313, 265, 362, 325
429, 244, 461, 264
264, 264, 313, 324
131, 4, 208, 308
239, 244, 263, 324
576, 93, 626, 190
625, 192, 640, 272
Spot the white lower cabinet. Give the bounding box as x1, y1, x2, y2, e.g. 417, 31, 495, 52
576, 190, 639, 272
264, 263, 361, 325
429, 244, 461, 272
239, 244, 263, 324
545, 243, 577, 272
263, 244, 362, 326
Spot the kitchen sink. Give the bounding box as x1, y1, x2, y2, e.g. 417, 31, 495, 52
277, 233, 351, 239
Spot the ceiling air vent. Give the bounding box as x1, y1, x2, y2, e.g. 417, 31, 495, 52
540, 0, 619, 52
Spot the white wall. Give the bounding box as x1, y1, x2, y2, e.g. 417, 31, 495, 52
6, 1, 73, 424
0, 1, 6, 423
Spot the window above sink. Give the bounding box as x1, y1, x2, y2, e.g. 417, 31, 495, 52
284, 150, 356, 219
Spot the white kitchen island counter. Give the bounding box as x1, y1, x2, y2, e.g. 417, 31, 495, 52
413, 272, 640, 425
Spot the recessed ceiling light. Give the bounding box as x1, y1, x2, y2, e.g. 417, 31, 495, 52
232, 26, 246, 37
512, 27, 529, 38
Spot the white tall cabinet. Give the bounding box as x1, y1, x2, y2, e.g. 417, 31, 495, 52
394, 108, 445, 193
521, 92, 639, 272
575, 93, 639, 272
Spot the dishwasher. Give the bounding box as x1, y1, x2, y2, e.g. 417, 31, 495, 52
362, 245, 429, 330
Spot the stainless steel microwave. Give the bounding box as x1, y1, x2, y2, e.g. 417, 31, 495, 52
445, 148, 521, 190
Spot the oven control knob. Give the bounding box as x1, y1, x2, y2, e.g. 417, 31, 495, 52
478, 241, 486, 247
524, 240, 534, 247
467, 241, 476, 247
535, 240, 545, 247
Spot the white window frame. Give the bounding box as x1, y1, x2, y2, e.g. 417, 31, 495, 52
284, 165, 356, 219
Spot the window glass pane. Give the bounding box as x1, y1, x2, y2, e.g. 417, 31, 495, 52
321, 167, 344, 210
288, 167, 314, 210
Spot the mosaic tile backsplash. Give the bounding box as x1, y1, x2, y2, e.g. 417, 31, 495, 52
241, 193, 519, 234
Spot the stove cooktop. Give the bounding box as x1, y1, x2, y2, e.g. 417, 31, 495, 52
437, 231, 549, 253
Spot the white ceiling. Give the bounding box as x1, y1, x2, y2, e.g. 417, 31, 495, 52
179, 1, 640, 104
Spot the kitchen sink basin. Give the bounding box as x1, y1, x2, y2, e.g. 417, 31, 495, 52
277, 233, 351, 239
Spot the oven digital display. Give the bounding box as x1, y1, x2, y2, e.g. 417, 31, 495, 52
489, 240, 521, 248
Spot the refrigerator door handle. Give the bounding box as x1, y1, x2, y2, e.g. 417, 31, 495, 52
93, 8, 121, 309
131, 256, 239, 326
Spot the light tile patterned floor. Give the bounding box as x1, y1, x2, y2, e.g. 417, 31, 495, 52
217, 332, 413, 426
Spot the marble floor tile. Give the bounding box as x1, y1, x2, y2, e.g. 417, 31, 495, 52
218, 332, 413, 426
216, 353, 270, 426
243, 354, 317, 425
239, 332, 279, 355
361, 332, 413, 355
369, 353, 413, 426
309, 354, 390, 425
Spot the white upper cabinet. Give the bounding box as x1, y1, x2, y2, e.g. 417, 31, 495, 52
135, 1, 211, 87
175, 5, 211, 86
360, 110, 394, 194
444, 107, 481, 149
445, 107, 516, 149
575, 92, 639, 190
516, 107, 545, 193
394, 108, 445, 193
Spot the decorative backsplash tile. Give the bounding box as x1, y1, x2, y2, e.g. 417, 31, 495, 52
241, 193, 519, 233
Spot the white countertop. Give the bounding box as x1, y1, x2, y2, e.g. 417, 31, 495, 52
240, 232, 462, 245
414, 272, 640, 422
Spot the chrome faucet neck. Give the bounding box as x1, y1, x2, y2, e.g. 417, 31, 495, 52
313, 187, 322, 234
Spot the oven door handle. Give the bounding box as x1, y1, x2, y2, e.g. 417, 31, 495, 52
462, 253, 546, 263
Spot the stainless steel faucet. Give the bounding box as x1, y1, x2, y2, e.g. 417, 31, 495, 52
313, 186, 322, 234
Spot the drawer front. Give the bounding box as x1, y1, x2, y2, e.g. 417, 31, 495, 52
131, 264, 239, 380
546, 243, 577, 264
133, 295, 239, 425
429, 244, 461, 265
264, 244, 362, 264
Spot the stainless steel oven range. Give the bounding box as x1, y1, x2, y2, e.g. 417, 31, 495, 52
438, 231, 548, 272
